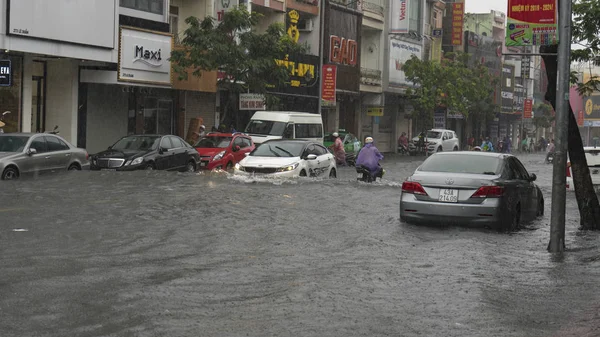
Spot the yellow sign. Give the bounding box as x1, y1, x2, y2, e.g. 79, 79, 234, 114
586, 98, 593, 115
367, 107, 384, 116
287, 10, 300, 43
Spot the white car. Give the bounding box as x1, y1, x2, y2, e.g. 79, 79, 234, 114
409, 129, 460, 155
234, 139, 337, 178
566, 147, 600, 191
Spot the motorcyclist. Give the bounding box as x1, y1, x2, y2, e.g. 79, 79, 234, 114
329, 132, 347, 166
481, 137, 494, 152
398, 132, 408, 153
546, 139, 555, 163
356, 136, 384, 178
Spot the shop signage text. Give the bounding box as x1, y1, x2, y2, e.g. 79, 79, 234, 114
134, 46, 163, 67
390, 0, 410, 33
0, 60, 12, 87
239, 93, 266, 111
119, 27, 173, 86
216, 0, 239, 22
388, 40, 422, 88
452, 3, 464, 46
329, 36, 358, 66
523, 98, 533, 118
321, 65, 337, 106
506, 0, 558, 46
275, 57, 316, 87
366, 107, 384, 117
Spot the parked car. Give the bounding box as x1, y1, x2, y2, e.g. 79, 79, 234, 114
408, 129, 460, 155
194, 132, 255, 171
400, 151, 543, 230
90, 134, 200, 172
323, 130, 361, 154
0, 133, 89, 180
234, 139, 337, 178
566, 146, 600, 191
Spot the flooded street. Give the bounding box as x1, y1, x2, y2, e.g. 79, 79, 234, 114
1, 153, 600, 337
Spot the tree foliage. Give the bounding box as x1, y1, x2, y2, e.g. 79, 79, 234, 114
402, 52, 497, 121
532, 102, 555, 131
169, 7, 305, 125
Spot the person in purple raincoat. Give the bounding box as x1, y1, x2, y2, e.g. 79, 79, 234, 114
356, 136, 383, 177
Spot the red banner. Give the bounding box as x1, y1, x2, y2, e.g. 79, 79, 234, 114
508, 0, 556, 24
577, 110, 584, 126
321, 65, 337, 106
451, 3, 464, 46
523, 98, 533, 118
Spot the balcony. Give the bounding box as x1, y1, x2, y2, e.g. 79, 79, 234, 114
362, 0, 384, 16
360, 67, 382, 87
330, 0, 360, 10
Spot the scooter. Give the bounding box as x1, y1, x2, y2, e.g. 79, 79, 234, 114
398, 144, 409, 155
345, 152, 356, 167
546, 152, 554, 164
356, 164, 384, 183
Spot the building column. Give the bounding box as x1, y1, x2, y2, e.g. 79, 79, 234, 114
21, 55, 33, 133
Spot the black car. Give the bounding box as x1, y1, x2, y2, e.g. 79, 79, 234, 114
90, 135, 200, 172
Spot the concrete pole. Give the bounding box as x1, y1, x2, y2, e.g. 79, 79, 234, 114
317, 0, 326, 115
548, 0, 572, 253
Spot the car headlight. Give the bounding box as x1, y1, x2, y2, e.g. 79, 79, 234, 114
213, 150, 226, 161
276, 162, 299, 172
235, 163, 244, 171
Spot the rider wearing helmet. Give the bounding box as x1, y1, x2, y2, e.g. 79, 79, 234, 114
329, 132, 347, 166
356, 136, 384, 177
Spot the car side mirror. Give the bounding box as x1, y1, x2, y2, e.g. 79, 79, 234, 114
306, 154, 317, 160
108, 146, 112, 150
159, 147, 168, 154
233, 145, 241, 152
529, 173, 537, 182
27, 148, 37, 155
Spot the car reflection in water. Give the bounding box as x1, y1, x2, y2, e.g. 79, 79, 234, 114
90, 134, 200, 172
400, 151, 544, 231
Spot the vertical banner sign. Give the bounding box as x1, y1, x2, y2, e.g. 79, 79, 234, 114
523, 98, 533, 119
433, 108, 446, 129
506, 0, 558, 46
390, 0, 410, 34
451, 3, 464, 46
521, 56, 531, 79
216, 0, 239, 22
321, 65, 337, 106
577, 110, 584, 126
0, 60, 11, 86
501, 64, 515, 114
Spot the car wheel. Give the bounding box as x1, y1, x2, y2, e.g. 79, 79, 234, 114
186, 160, 196, 173
68, 163, 81, 171
453, 146, 459, 151
299, 170, 307, 177
226, 162, 233, 172
1, 166, 19, 180
146, 162, 156, 170
537, 196, 544, 216
437, 146, 442, 152
329, 168, 337, 178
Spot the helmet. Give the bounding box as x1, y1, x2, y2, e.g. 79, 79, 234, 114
365, 137, 374, 144
332, 132, 339, 137
200, 125, 206, 130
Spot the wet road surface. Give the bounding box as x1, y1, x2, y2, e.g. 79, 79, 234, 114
1, 153, 600, 337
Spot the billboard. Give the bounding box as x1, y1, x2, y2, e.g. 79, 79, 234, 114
7, 0, 115, 49
325, 6, 361, 92
506, 0, 558, 46
388, 40, 422, 89
500, 64, 515, 114
390, 0, 410, 34
584, 95, 600, 121
118, 27, 173, 86
321, 65, 337, 106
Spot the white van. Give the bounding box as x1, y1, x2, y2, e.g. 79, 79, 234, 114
244, 111, 324, 144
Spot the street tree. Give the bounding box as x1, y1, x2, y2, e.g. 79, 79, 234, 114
402, 52, 497, 132
540, 0, 600, 230
532, 102, 555, 133
170, 7, 305, 128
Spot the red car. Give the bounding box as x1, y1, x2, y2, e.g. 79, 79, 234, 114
194, 133, 255, 171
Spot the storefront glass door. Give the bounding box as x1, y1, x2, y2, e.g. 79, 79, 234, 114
143, 97, 172, 135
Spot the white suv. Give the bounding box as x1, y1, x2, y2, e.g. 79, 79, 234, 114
408, 129, 460, 155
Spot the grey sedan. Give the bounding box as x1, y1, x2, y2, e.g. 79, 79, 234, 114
0, 133, 89, 180
399, 152, 544, 231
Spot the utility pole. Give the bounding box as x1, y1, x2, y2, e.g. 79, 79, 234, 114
548, 0, 572, 253
317, 0, 326, 116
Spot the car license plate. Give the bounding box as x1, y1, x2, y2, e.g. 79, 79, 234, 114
593, 169, 599, 175
439, 189, 458, 203
200, 161, 207, 167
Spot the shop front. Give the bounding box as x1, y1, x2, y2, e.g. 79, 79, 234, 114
0, 55, 23, 134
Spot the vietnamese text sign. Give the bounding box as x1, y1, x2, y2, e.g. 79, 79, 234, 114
452, 3, 464, 46
577, 110, 584, 126
239, 93, 266, 110
366, 107, 384, 116
434, 108, 446, 129
321, 65, 337, 106
506, 0, 558, 46
390, 0, 410, 34
523, 98, 533, 119
0, 60, 12, 87
389, 40, 422, 88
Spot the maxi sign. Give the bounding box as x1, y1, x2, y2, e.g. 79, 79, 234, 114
506, 0, 558, 46
118, 27, 173, 86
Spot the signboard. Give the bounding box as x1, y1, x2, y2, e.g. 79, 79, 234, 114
584, 95, 600, 120
0, 60, 12, 87
451, 3, 464, 46
325, 7, 360, 92
389, 40, 422, 88
239, 93, 266, 110
118, 27, 173, 86
523, 98, 533, 118
271, 54, 319, 97
432, 29, 443, 37
434, 108, 446, 129
506, 0, 558, 46
431, 38, 442, 62
390, 0, 410, 34
577, 110, 584, 126
216, 0, 239, 22
321, 65, 337, 106
521, 56, 531, 79
366, 107, 384, 116
500, 63, 515, 114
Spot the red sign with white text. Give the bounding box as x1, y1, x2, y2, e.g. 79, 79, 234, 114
523, 98, 533, 118
577, 110, 584, 126
451, 3, 464, 46
508, 0, 556, 24
321, 65, 337, 106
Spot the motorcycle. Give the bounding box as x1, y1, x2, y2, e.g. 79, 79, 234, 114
0, 111, 10, 133
546, 152, 554, 164
345, 152, 356, 167
356, 164, 384, 183
398, 143, 409, 155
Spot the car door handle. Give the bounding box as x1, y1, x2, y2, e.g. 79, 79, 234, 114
44, 156, 51, 159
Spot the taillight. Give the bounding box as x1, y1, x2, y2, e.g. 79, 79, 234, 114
566, 162, 571, 177
86, 152, 89, 160
471, 186, 504, 198
401, 181, 428, 195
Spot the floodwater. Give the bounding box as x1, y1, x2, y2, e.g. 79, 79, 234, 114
1, 153, 600, 337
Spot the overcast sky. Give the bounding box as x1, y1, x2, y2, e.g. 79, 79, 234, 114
465, 0, 508, 14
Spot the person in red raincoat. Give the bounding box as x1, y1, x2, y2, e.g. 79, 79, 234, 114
329, 132, 347, 166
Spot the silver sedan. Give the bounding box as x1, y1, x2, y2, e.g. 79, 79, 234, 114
0, 133, 89, 180
399, 152, 544, 230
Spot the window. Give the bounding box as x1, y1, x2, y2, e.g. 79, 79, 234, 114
160, 137, 173, 150
120, 0, 164, 15
241, 138, 253, 148
409, 0, 421, 34
45, 136, 69, 151
169, 136, 185, 148
419, 154, 502, 175
169, 6, 179, 42
295, 124, 323, 138
314, 145, 328, 155
29, 137, 48, 153
510, 157, 530, 180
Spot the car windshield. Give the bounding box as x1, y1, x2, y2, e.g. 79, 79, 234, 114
0, 135, 30, 152
111, 136, 160, 151
418, 154, 502, 175
245, 120, 286, 136
195, 136, 232, 148
250, 142, 305, 158
426, 131, 442, 139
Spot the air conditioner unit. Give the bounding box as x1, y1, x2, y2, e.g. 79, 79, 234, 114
297, 18, 314, 32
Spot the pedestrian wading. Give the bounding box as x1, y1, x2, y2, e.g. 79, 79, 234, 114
541, 43, 600, 231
